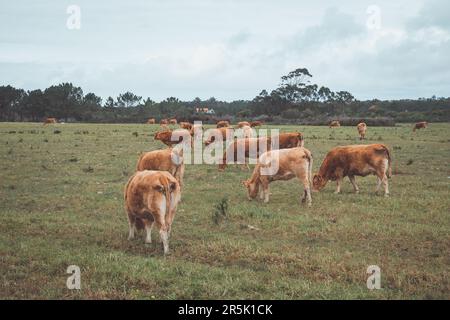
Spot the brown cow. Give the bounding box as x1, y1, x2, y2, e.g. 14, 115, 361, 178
43, 117, 57, 125
179, 122, 192, 130
204, 127, 234, 146
237, 121, 250, 128
154, 129, 192, 147
329, 120, 340, 128
124, 170, 181, 254
277, 132, 304, 149
216, 120, 230, 128
357, 122, 367, 140
218, 137, 271, 171
413, 121, 428, 132
136, 147, 184, 188
250, 121, 262, 127
243, 147, 313, 205
312, 144, 392, 196
146, 118, 156, 124
190, 124, 203, 141
160, 119, 169, 125
169, 118, 178, 125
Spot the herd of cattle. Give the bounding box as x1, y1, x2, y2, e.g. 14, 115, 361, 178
40, 117, 428, 255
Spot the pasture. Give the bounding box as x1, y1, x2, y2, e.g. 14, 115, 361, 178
0, 122, 449, 299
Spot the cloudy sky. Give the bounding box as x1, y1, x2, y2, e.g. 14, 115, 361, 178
0, 0, 449, 101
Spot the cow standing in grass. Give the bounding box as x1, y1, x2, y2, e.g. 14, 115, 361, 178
242, 147, 313, 206
146, 118, 156, 124
413, 121, 428, 132
136, 147, 184, 188
329, 120, 340, 128
43, 117, 57, 125
237, 121, 250, 128
312, 144, 392, 196
124, 170, 181, 255
216, 120, 230, 128
154, 129, 192, 147
357, 122, 367, 140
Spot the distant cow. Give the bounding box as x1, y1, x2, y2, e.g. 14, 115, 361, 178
154, 129, 192, 147
147, 118, 156, 124
277, 132, 304, 149
190, 124, 203, 141
43, 117, 57, 125
124, 170, 181, 255
243, 147, 313, 206
357, 122, 367, 140
136, 147, 184, 188
169, 119, 178, 125
160, 119, 169, 125
216, 120, 230, 128
179, 122, 192, 130
204, 127, 234, 146
237, 121, 251, 128
235, 125, 254, 139
329, 120, 340, 128
218, 137, 271, 171
413, 121, 428, 132
250, 121, 262, 127
312, 144, 392, 196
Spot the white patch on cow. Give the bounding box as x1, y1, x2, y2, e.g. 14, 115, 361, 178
159, 196, 167, 218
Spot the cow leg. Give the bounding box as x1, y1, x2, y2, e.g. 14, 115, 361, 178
154, 216, 170, 254
144, 220, 153, 244
261, 179, 270, 203
349, 175, 359, 193
375, 177, 382, 193
127, 214, 136, 240
259, 188, 265, 200
382, 175, 389, 197
334, 178, 342, 194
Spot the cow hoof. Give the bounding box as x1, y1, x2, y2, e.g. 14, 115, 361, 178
384, 193, 390, 197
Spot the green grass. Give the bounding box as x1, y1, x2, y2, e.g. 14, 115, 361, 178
0, 122, 449, 299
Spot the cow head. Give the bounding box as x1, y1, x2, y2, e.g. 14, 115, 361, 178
242, 179, 259, 200
312, 174, 327, 191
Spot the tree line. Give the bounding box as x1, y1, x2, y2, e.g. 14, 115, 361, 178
1, 68, 449, 124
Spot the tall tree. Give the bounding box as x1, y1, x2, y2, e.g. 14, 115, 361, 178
117, 91, 142, 108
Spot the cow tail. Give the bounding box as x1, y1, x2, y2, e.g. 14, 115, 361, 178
298, 132, 304, 147
382, 145, 392, 178
308, 152, 313, 187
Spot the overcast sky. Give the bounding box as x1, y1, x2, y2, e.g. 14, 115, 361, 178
1, 0, 449, 101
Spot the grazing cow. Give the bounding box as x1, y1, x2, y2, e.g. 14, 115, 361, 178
154, 129, 191, 147
357, 122, 367, 140
312, 144, 392, 196
169, 118, 178, 125
413, 121, 428, 132
136, 147, 184, 188
242, 147, 313, 205
43, 117, 57, 125
216, 120, 230, 128
277, 132, 304, 149
250, 121, 262, 127
218, 137, 271, 171
204, 127, 234, 146
329, 120, 340, 128
179, 122, 192, 130
160, 119, 169, 125
237, 121, 251, 128
124, 170, 181, 255
147, 118, 156, 124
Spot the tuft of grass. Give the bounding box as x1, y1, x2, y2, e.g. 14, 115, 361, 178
212, 198, 229, 225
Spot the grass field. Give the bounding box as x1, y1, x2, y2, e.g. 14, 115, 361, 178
0, 122, 449, 299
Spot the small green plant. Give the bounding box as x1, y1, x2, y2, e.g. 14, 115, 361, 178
212, 198, 229, 225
